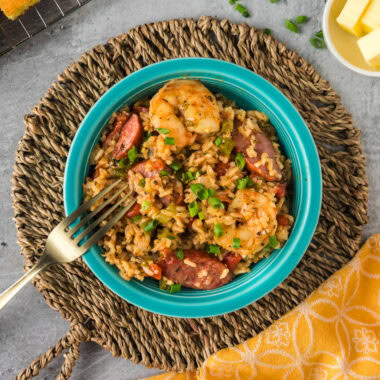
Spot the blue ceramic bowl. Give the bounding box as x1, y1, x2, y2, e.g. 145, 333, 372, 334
64, 58, 322, 318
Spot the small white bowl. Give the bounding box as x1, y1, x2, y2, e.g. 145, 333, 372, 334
323, 0, 380, 77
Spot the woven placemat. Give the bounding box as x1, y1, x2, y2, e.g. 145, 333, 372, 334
12, 16, 368, 379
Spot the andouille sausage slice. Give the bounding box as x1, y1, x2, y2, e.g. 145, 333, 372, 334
222, 252, 242, 271
232, 130, 281, 181
104, 112, 130, 148
158, 249, 232, 290
133, 158, 166, 178
215, 162, 230, 178
126, 203, 141, 218
113, 114, 143, 160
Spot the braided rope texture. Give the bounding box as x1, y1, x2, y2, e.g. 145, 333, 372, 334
12, 17, 368, 377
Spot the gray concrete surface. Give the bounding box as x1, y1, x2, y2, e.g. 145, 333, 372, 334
0, 0, 379, 379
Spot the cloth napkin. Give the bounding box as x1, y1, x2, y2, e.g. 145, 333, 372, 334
146, 234, 380, 380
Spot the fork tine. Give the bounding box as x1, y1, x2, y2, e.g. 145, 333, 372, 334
58, 179, 122, 229
74, 191, 134, 244
79, 198, 136, 253
69, 185, 131, 237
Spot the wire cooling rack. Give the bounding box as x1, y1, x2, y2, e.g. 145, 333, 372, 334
0, 0, 91, 57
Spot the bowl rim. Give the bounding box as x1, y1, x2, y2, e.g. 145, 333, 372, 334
322, 0, 380, 77
64, 57, 322, 318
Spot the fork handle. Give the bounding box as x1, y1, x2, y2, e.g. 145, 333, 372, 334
0, 255, 53, 311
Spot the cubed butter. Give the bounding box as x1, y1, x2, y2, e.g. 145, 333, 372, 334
357, 27, 380, 68
337, 0, 372, 36
361, 0, 380, 33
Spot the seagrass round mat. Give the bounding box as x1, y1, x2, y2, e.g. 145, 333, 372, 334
12, 16, 369, 379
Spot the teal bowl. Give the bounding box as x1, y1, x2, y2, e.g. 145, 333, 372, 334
64, 58, 322, 318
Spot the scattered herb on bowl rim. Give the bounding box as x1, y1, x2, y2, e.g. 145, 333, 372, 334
264, 28, 271, 35
235, 3, 249, 17
285, 19, 299, 33
295, 15, 308, 24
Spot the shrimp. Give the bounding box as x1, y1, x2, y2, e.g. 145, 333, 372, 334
149, 79, 221, 149
216, 189, 278, 256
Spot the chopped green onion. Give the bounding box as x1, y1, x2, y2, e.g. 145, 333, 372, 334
229, 0, 237, 4
167, 235, 175, 240
141, 201, 151, 212
143, 132, 152, 142
214, 223, 224, 238
188, 201, 199, 217
235, 153, 246, 170
128, 146, 137, 163
198, 211, 205, 221
237, 176, 255, 190
315, 30, 323, 39
221, 119, 234, 133
219, 138, 235, 157
190, 183, 209, 200
176, 248, 184, 260
235, 3, 249, 17
118, 158, 128, 168
144, 219, 158, 232
232, 238, 241, 249
207, 244, 221, 255
270, 0, 278, 3
209, 197, 224, 209
170, 161, 183, 171
310, 37, 325, 49
131, 214, 142, 223
110, 168, 127, 178
157, 128, 170, 134
285, 19, 299, 33
268, 235, 279, 248
181, 171, 196, 183
160, 170, 169, 177
138, 178, 145, 187
215, 137, 223, 146
264, 28, 271, 35
164, 137, 175, 145
168, 284, 181, 293
208, 188, 216, 197
295, 15, 309, 24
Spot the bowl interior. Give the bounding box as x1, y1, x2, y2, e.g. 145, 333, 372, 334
324, 0, 380, 75
64, 58, 322, 317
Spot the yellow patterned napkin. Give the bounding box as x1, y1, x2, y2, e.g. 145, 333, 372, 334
147, 234, 380, 380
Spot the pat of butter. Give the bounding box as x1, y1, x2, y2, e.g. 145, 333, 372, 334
361, 0, 380, 33
357, 27, 380, 68
337, 0, 372, 36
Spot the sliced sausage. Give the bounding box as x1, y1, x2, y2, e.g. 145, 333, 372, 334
126, 203, 141, 218
133, 158, 166, 178
215, 162, 230, 178
222, 252, 242, 271
104, 112, 130, 148
113, 114, 143, 160
232, 130, 281, 181
157, 249, 232, 290
275, 183, 287, 198
277, 214, 290, 226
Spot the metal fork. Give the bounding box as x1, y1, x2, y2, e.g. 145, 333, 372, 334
0, 179, 135, 311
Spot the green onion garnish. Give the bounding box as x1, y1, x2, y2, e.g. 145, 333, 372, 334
215, 137, 223, 146
285, 19, 299, 33
118, 158, 127, 168
141, 201, 151, 212
160, 170, 169, 177
315, 30, 323, 39
235, 152, 245, 170
198, 211, 205, 221
157, 128, 170, 134
188, 201, 199, 217
264, 28, 271, 35
176, 248, 184, 260
167, 235, 175, 240
229, 0, 237, 4
208, 244, 221, 255
268, 235, 279, 248
214, 223, 224, 238
209, 197, 224, 209
270, 0, 278, 3
168, 284, 181, 293
235, 3, 249, 17
164, 137, 175, 145
236, 176, 255, 190
144, 219, 158, 232
143, 132, 152, 142
208, 188, 216, 197
131, 215, 142, 223
295, 15, 308, 24
170, 162, 183, 171
138, 178, 145, 187
232, 238, 241, 249
190, 183, 209, 200
128, 146, 137, 164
